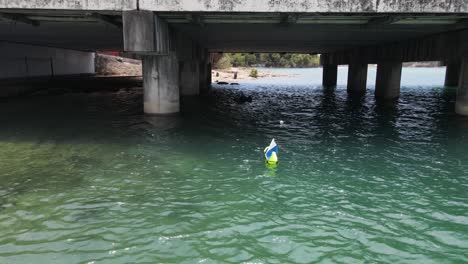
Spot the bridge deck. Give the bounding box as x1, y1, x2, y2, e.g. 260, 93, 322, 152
1, 0, 467, 13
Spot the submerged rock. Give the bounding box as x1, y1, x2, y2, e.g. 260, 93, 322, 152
234, 92, 253, 104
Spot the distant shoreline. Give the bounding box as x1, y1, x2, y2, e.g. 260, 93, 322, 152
212, 62, 444, 82
212, 67, 296, 82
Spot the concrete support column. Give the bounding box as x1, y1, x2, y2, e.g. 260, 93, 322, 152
375, 61, 402, 99
347, 62, 368, 95
207, 62, 212, 86
142, 54, 179, 114
445, 61, 461, 87
199, 49, 210, 95
323, 64, 338, 87
180, 60, 200, 96
124, 11, 179, 114
456, 58, 468, 115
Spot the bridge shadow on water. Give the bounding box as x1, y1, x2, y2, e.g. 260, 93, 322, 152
0, 80, 465, 145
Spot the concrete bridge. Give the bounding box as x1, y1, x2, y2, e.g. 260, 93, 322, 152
1, 0, 468, 114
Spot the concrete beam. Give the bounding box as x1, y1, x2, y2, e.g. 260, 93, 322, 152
367, 16, 401, 26
91, 13, 122, 29
0, 42, 95, 79
0, 13, 39, 26
279, 14, 299, 27
1, 0, 466, 12
375, 61, 402, 100
139, 0, 468, 13
186, 14, 204, 27
123, 11, 171, 54
323, 29, 468, 65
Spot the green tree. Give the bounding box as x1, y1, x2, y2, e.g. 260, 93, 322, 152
230, 53, 246, 67
214, 53, 321, 69
214, 54, 232, 69
249, 68, 258, 78
245, 53, 257, 66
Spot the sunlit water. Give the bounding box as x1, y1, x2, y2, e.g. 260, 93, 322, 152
1, 67, 468, 264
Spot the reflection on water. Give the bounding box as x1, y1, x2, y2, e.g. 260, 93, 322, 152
1, 68, 468, 264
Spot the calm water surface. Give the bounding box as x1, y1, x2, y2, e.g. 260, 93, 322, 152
1, 68, 467, 263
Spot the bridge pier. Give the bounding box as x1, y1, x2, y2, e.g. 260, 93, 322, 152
456, 58, 468, 115
445, 60, 461, 87
180, 60, 200, 96
142, 55, 180, 114
199, 49, 211, 95
207, 62, 212, 86
375, 61, 402, 100
322, 64, 338, 88
347, 61, 368, 95
177, 36, 208, 96
123, 10, 181, 114
123, 10, 219, 114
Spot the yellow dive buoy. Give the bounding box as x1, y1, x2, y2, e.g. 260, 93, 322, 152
264, 139, 278, 165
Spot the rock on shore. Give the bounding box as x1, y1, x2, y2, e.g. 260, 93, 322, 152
95, 53, 142, 76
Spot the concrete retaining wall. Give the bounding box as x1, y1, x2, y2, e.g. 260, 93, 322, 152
0, 42, 95, 79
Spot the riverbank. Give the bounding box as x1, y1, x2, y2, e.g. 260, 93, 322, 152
212, 67, 295, 82
95, 53, 142, 76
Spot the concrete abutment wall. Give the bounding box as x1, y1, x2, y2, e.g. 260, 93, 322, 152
0, 42, 95, 79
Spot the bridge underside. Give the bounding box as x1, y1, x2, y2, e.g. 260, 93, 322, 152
0, 10, 467, 53
1, 9, 468, 115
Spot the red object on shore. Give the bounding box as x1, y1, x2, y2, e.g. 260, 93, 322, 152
101, 51, 120, 56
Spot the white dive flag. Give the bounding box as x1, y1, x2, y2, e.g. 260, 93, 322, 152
264, 139, 278, 164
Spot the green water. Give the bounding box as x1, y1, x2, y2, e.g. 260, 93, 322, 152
1, 73, 468, 263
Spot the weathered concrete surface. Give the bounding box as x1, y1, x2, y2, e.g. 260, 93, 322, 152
140, 0, 467, 12
180, 61, 200, 96
375, 61, 402, 99
143, 54, 180, 114
123, 11, 171, 54
0, 42, 94, 79
1, 0, 466, 12
0, 0, 136, 10
199, 49, 210, 94
95, 53, 142, 76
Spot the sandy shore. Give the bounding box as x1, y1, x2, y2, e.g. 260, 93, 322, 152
212, 67, 294, 82
95, 53, 142, 76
